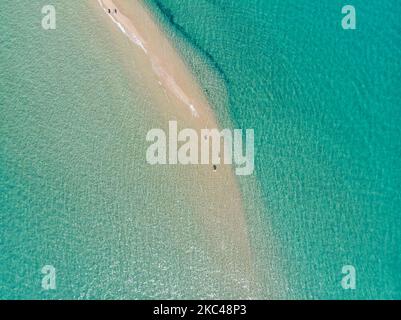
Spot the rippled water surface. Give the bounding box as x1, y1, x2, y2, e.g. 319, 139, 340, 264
1, 0, 401, 299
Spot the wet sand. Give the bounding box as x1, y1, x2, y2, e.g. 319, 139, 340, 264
94, 0, 260, 295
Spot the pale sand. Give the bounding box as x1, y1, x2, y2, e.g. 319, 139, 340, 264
97, 0, 215, 129
95, 0, 261, 295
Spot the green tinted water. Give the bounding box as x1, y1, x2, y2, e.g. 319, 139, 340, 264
1, 0, 400, 299
1, 1, 263, 299
144, 0, 401, 299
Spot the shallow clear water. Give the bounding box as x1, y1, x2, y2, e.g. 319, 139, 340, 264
1, 0, 400, 299
1, 1, 258, 299
145, 0, 401, 298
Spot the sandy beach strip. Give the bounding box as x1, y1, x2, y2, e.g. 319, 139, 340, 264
94, 0, 260, 294
97, 0, 218, 128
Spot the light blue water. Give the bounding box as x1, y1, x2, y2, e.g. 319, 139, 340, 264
1, 1, 264, 299
1, 0, 400, 299
144, 0, 401, 299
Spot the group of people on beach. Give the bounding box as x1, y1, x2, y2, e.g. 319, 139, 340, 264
107, 8, 117, 14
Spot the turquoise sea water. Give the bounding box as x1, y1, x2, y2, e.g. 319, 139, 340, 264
1, 1, 257, 299
1, 1, 401, 299
145, 0, 401, 299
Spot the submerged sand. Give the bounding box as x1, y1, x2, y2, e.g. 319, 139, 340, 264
94, 0, 260, 295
